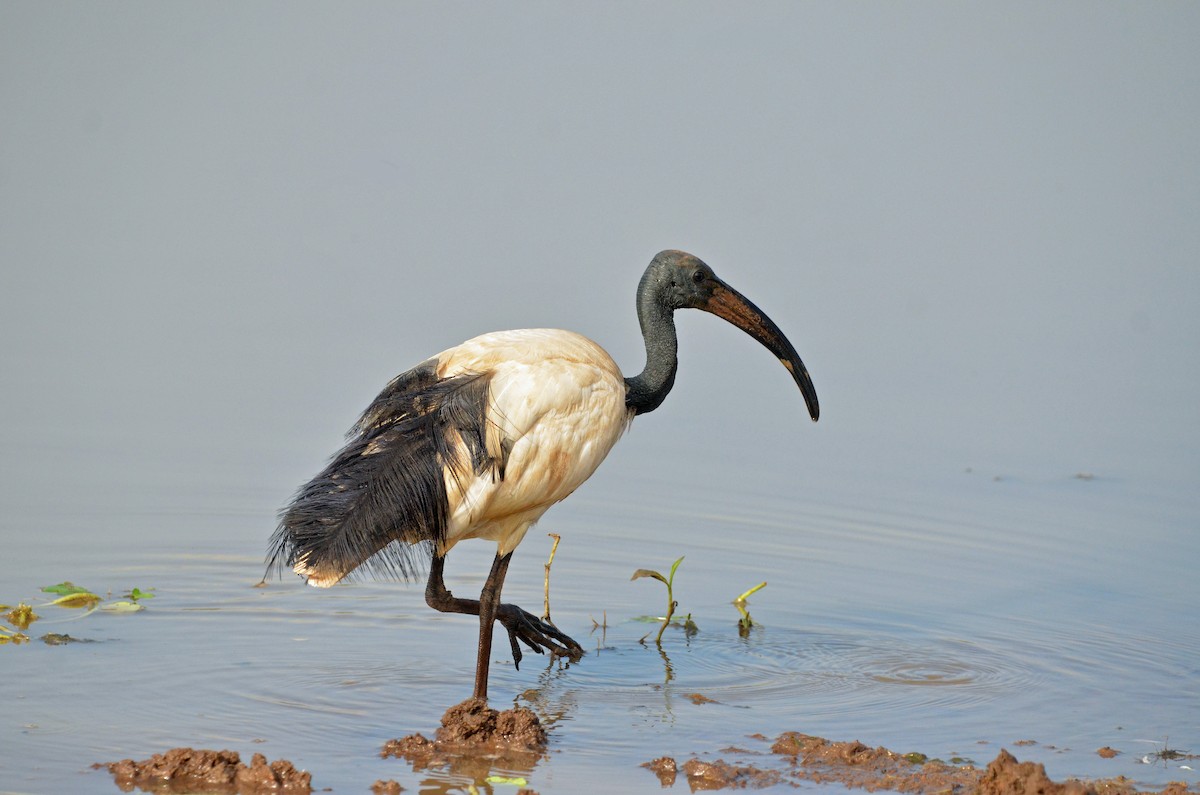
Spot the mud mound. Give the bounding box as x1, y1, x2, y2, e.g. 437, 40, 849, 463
771, 731, 980, 792
681, 758, 783, 790
434, 697, 547, 748
97, 748, 311, 794
979, 749, 1096, 794
382, 698, 547, 781
643, 756, 678, 787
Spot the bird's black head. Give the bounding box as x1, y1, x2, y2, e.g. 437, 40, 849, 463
645, 249, 721, 310
640, 249, 820, 421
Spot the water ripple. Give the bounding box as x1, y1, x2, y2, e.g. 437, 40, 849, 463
568, 622, 1050, 726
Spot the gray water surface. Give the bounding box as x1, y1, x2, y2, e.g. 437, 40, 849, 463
1, 437, 1196, 793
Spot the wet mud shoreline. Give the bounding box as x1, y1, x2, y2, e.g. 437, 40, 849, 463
97, 699, 1199, 794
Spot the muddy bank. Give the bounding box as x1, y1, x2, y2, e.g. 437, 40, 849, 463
95, 712, 1195, 794
96, 748, 311, 794
646, 733, 1199, 793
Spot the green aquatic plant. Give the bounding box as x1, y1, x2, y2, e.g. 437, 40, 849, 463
631, 555, 685, 645
125, 587, 155, 602
49, 591, 102, 608
40, 581, 92, 596
734, 581, 767, 633
1, 581, 154, 647
41, 582, 102, 608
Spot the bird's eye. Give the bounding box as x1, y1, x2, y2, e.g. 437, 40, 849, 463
691, 269, 706, 284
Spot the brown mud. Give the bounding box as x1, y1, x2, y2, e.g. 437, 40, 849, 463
96, 748, 311, 794
645, 733, 1200, 793
95, 708, 1197, 794
380, 697, 548, 782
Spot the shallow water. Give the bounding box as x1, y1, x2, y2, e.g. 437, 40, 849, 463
2, 433, 1196, 794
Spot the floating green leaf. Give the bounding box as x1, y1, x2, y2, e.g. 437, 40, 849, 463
125, 587, 156, 602
484, 775, 528, 786
50, 591, 102, 608
41, 581, 93, 596
101, 600, 143, 613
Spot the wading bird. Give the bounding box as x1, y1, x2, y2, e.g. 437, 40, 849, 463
268, 250, 818, 701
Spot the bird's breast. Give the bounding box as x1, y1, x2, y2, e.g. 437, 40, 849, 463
437, 329, 633, 555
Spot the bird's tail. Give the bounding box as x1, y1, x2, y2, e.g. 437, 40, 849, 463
265, 417, 446, 586
266, 365, 499, 586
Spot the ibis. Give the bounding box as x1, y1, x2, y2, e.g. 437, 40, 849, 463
267, 250, 818, 701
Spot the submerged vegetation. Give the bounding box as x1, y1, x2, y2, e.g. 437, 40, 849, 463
5, 602, 38, 630
0, 581, 155, 645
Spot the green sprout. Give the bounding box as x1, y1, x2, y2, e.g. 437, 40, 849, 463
734, 581, 767, 633
631, 555, 685, 645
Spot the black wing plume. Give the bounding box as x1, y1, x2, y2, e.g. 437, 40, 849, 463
266, 358, 506, 585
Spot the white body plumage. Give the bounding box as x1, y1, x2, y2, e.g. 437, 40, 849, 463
433, 328, 633, 557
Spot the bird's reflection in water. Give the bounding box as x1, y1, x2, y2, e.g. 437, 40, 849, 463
384, 732, 544, 795
518, 653, 581, 729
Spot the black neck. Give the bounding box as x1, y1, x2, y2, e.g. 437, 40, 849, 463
624, 288, 678, 415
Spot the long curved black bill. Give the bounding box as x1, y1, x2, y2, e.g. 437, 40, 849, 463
704, 280, 819, 421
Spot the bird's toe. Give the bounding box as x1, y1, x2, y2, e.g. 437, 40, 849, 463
498, 604, 584, 663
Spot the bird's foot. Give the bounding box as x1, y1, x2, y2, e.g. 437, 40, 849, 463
496, 603, 584, 670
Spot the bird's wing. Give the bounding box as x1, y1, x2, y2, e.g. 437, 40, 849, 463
267, 356, 506, 587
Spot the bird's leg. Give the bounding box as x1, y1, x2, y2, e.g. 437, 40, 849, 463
424, 552, 585, 689
471, 552, 512, 700
425, 552, 482, 616
425, 552, 496, 699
